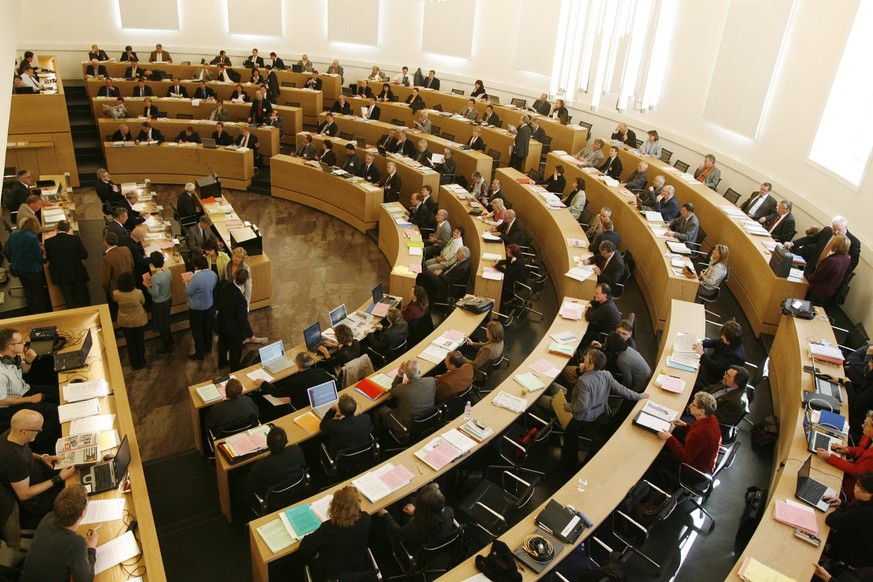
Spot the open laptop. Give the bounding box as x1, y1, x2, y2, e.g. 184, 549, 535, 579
304, 321, 326, 353
54, 331, 93, 372
259, 341, 293, 374
81, 435, 131, 495
814, 376, 843, 402
795, 454, 838, 511
372, 283, 398, 307
806, 427, 843, 455
307, 379, 339, 418
355, 136, 367, 148
329, 304, 352, 329
201, 137, 218, 149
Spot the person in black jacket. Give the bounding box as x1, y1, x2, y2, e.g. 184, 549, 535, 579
245, 426, 306, 500
587, 240, 625, 288
693, 320, 746, 390
300, 485, 372, 580
8, 170, 33, 214
320, 395, 374, 455
820, 472, 873, 572
599, 146, 623, 180
785, 215, 861, 277
495, 244, 527, 307
205, 378, 259, 432
377, 483, 456, 554
211, 122, 234, 146
580, 283, 621, 347
405, 192, 434, 231
43, 221, 90, 308
365, 308, 409, 357
417, 247, 472, 301
255, 352, 334, 411
405, 87, 426, 113
134, 122, 164, 144
542, 164, 566, 194
215, 280, 251, 371
317, 324, 362, 372
331, 94, 351, 115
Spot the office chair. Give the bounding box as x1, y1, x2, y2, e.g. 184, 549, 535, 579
384, 407, 443, 454
339, 131, 353, 141
439, 173, 455, 185
674, 463, 717, 532
432, 105, 443, 114
487, 412, 552, 480
440, 132, 455, 142
320, 436, 380, 483
248, 471, 312, 517
696, 266, 731, 304
391, 118, 405, 126
367, 339, 407, 369
472, 352, 511, 401
723, 187, 741, 205
712, 177, 722, 192
834, 321, 869, 357
673, 160, 689, 173
511, 97, 527, 108
459, 470, 538, 539
659, 148, 673, 163
611, 250, 635, 300
407, 312, 435, 346
305, 547, 382, 582
207, 418, 261, 458
486, 149, 502, 168
389, 523, 468, 581
431, 281, 469, 315
610, 479, 677, 576
441, 384, 474, 422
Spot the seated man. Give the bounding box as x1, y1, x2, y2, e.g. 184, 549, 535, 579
700, 365, 751, 426
304, 70, 323, 90
255, 352, 335, 411
575, 138, 605, 167
653, 185, 680, 222
655, 391, 721, 483
666, 202, 700, 244
317, 112, 338, 136
634, 175, 665, 209
412, 139, 432, 165
435, 148, 456, 179
358, 153, 381, 182
85, 58, 108, 78
365, 308, 409, 357
166, 78, 188, 98
134, 122, 164, 144
375, 360, 436, 435
340, 143, 363, 175
425, 227, 463, 272
20, 485, 98, 581
175, 126, 201, 144
435, 351, 474, 405
320, 394, 374, 455
192, 80, 216, 100
586, 240, 625, 288
416, 246, 471, 301
590, 217, 620, 251
580, 283, 621, 347
295, 134, 316, 160
761, 199, 796, 243
244, 426, 306, 500
211, 122, 234, 146
405, 191, 435, 231
693, 154, 721, 190
424, 210, 452, 259
204, 378, 259, 433
598, 146, 623, 180
481, 104, 500, 127
491, 209, 529, 247
331, 94, 351, 115
131, 78, 153, 97
622, 161, 648, 192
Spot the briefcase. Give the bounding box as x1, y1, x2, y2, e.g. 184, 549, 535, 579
769, 244, 793, 277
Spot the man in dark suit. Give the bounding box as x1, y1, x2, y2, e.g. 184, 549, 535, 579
106, 207, 131, 241
131, 78, 153, 97
530, 93, 551, 116
141, 97, 160, 119
654, 185, 680, 222
212, 122, 234, 146
701, 365, 750, 426
123, 61, 145, 79
667, 203, 700, 244
244, 427, 305, 499
481, 104, 500, 127
762, 199, 796, 243
375, 360, 436, 435
135, 122, 164, 143
176, 183, 201, 226
380, 162, 402, 203
244, 49, 264, 68
304, 70, 323, 90
320, 394, 374, 455
318, 141, 337, 166
591, 218, 620, 251
378, 129, 398, 152
494, 210, 529, 247
88, 45, 109, 61
511, 115, 532, 171
192, 81, 215, 100
205, 379, 259, 432
423, 70, 440, 90
7, 170, 33, 213
611, 122, 637, 147
341, 143, 363, 174
405, 192, 435, 231
393, 131, 415, 157
361, 97, 380, 120
412, 140, 432, 165
356, 80, 373, 98
120, 47, 139, 62
85, 59, 108, 78
95, 169, 123, 213
214, 279, 251, 371
175, 126, 202, 144
248, 89, 272, 123
530, 119, 547, 142
216, 64, 240, 83
786, 215, 861, 276
256, 353, 334, 411
588, 241, 625, 288
599, 146, 623, 180
97, 79, 120, 97
404, 88, 426, 113
622, 161, 649, 192
359, 154, 381, 182
235, 126, 259, 156
210, 50, 232, 66
44, 220, 90, 309
268, 52, 285, 70
166, 79, 188, 98
331, 94, 351, 115
436, 148, 457, 180
740, 183, 777, 220
416, 246, 471, 301
317, 113, 338, 136
295, 134, 316, 160
580, 283, 621, 347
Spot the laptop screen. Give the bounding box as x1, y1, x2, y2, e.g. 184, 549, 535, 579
797, 454, 812, 480
113, 435, 132, 480
259, 341, 284, 364
303, 322, 322, 351
328, 305, 347, 328
79, 331, 94, 359
307, 380, 338, 408
372, 283, 384, 304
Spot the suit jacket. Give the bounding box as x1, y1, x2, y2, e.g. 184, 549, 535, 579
131, 84, 153, 97
215, 281, 251, 342
123, 66, 144, 78
704, 383, 747, 426
320, 409, 374, 455
210, 55, 232, 66
205, 396, 259, 432
408, 204, 434, 231
498, 218, 529, 247
16, 205, 41, 231
187, 223, 217, 254
669, 213, 700, 243
88, 50, 109, 61
330, 101, 351, 115
142, 105, 160, 118
193, 69, 213, 82
763, 212, 796, 243
149, 50, 172, 63
369, 320, 409, 355
342, 153, 363, 175
394, 140, 415, 157
96, 181, 122, 210
244, 55, 265, 68
513, 124, 532, 158
531, 126, 547, 142
423, 77, 440, 90
193, 86, 215, 100
97, 86, 120, 97
86, 64, 108, 77
435, 363, 474, 404
592, 230, 621, 252
740, 193, 777, 220
296, 143, 316, 160
235, 133, 259, 151
175, 131, 201, 143
212, 131, 233, 146
412, 149, 432, 165
261, 368, 335, 411
120, 51, 139, 62
389, 376, 436, 428
136, 128, 164, 143
44, 233, 89, 284
317, 120, 338, 136
593, 251, 625, 288
304, 77, 323, 90
269, 58, 286, 70
106, 220, 129, 240
249, 98, 272, 123
599, 155, 623, 180
809, 254, 852, 301
532, 99, 551, 116
319, 149, 337, 166
359, 163, 381, 182
611, 129, 637, 147
655, 196, 680, 222
381, 173, 402, 202
624, 171, 647, 192
442, 258, 471, 286
362, 103, 380, 120
438, 158, 457, 177
7, 181, 31, 211
481, 111, 500, 127
100, 245, 133, 294
245, 445, 305, 497
166, 85, 188, 98
693, 165, 721, 190
405, 95, 426, 113
176, 192, 200, 224
795, 227, 861, 276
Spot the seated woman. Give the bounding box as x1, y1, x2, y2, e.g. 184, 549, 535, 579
550, 99, 569, 123
818, 472, 873, 576
402, 285, 429, 323
694, 244, 729, 300
470, 79, 488, 101
640, 130, 662, 158
317, 324, 361, 372
300, 486, 373, 580
479, 197, 508, 226
425, 227, 464, 272
365, 307, 409, 356
377, 483, 455, 554
692, 320, 745, 390
464, 321, 505, 375
376, 83, 395, 102
245, 426, 306, 501
494, 244, 527, 306
541, 164, 566, 194
563, 177, 587, 220
807, 235, 852, 307
655, 391, 721, 484
230, 83, 249, 102
817, 410, 873, 500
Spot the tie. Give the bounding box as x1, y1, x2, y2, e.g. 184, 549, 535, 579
748, 195, 765, 216
697, 167, 710, 183
768, 215, 783, 233
242, 136, 248, 147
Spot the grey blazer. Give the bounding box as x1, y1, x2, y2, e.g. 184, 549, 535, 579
668, 213, 700, 244
187, 224, 217, 254
389, 377, 436, 428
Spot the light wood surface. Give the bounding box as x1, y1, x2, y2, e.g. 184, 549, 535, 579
495, 168, 597, 301
379, 202, 423, 302
443, 299, 705, 580
247, 302, 589, 582
8, 306, 165, 581
544, 153, 699, 331
729, 309, 846, 581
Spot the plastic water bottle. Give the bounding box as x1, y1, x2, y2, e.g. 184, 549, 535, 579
463, 401, 472, 420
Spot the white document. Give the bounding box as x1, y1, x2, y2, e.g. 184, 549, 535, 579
408, 246, 423, 256
94, 531, 141, 574
63, 379, 110, 402
419, 344, 450, 364
81, 499, 126, 524
482, 267, 504, 281
431, 153, 445, 164
441, 428, 477, 453
482, 232, 502, 242
70, 414, 116, 436
246, 368, 275, 383
492, 391, 527, 414
641, 400, 679, 422
58, 399, 102, 424
352, 464, 396, 503
482, 252, 502, 261
311, 495, 334, 523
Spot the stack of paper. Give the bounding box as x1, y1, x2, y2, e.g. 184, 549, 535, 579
58, 399, 102, 423
550, 331, 579, 344
492, 391, 527, 413
774, 499, 818, 533
280, 504, 322, 540
223, 425, 271, 458
514, 372, 546, 392
566, 265, 594, 282
529, 359, 561, 378
634, 401, 679, 433
311, 495, 333, 522
482, 267, 504, 280
654, 374, 686, 394
415, 436, 465, 470
352, 464, 415, 503
566, 238, 587, 248
419, 330, 466, 363
94, 531, 141, 575
70, 414, 115, 436
257, 519, 294, 553
62, 380, 110, 403
559, 301, 584, 320
666, 240, 691, 255
737, 557, 796, 582
81, 498, 126, 524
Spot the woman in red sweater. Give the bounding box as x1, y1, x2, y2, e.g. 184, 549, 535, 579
817, 410, 873, 500
657, 392, 722, 482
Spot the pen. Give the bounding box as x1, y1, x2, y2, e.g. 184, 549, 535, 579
87, 524, 101, 537
417, 464, 423, 475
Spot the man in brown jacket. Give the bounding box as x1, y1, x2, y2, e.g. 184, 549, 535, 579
435, 351, 474, 404
100, 232, 133, 320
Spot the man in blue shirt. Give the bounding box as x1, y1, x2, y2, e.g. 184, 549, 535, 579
185, 255, 218, 360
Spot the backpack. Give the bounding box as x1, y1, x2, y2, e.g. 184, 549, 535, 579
735, 486, 767, 551
751, 415, 779, 448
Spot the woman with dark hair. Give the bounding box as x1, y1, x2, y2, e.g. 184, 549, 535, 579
470, 80, 487, 101
818, 411, 873, 501
818, 472, 873, 573
563, 176, 587, 220
402, 285, 430, 323
542, 164, 566, 194
494, 244, 527, 304
249, 68, 262, 84
376, 83, 395, 102
640, 130, 662, 158
693, 320, 745, 389
550, 99, 569, 123
202, 239, 229, 278
301, 486, 373, 579
377, 483, 455, 553
807, 234, 852, 306
317, 324, 361, 371
113, 272, 148, 369
230, 83, 249, 102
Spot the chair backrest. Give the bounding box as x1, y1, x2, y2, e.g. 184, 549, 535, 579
176, 113, 193, 119
412, 525, 467, 572
441, 132, 455, 142
723, 188, 741, 205
659, 148, 673, 163
486, 148, 501, 161
407, 407, 443, 441
264, 473, 309, 513
408, 312, 435, 345
511, 97, 526, 108
695, 227, 707, 248
443, 384, 474, 421
339, 132, 353, 140
451, 88, 465, 95
433, 104, 443, 113
579, 120, 593, 133
216, 418, 259, 438
336, 438, 380, 476
391, 118, 405, 126
673, 160, 689, 173
431, 124, 442, 136
635, 138, 643, 148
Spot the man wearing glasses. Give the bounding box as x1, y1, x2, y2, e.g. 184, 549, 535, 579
0, 410, 75, 558
0, 328, 60, 444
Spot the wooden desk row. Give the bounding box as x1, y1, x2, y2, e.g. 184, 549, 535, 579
730, 309, 846, 580
248, 299, 589, 582
615, 146, 808, 338
90, 97, 303, 146
81, 61, 342, 103
543, 153, 699, 332
361, 81, 590, 155
444, 300, 705, 580
11, 306, 166, 581
97, 118, 281, 163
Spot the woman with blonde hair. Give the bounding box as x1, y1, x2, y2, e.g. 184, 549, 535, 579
300, 486, 372, 579
695, 244, 729, 299
225, 247, 251, 305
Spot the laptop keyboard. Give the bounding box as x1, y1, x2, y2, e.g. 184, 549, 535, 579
94, 463, 114, 491
798, 479, 827, 503
812, 433, 831, 451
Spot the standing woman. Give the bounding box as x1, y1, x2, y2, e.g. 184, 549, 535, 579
300, 486, 372, 580
807, 235, 852, 307
225, 247, 252, 307
146, 251, 174, 353
640, 130, 662, 158
695, 244, 729, 300
6, 217, 49, 314
470, 80, 488, 101
113, 272, 148, 369
202, 239, 229, 279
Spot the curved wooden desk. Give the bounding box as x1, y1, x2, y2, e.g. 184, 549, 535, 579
247, 302, 588, 582
270, 154, 384, 232
616, 147, 808, 338
544, 152, 699, 331
103, 141, 254, 190
379, 202, 421, 301
729, 309, 846, 580
443, 299, 705, 580
495, 168, 597, 301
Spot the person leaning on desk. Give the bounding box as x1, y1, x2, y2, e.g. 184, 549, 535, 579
255, 352, 334, 411
315, 324, 361, 372
817, 410, 873, 501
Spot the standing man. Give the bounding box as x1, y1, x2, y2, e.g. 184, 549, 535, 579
176, 182, 201, 226
380, 162, 402, 203
511, 115, 532, 171
185, 255, 218, 361
100, 232, 133, 320
44, 221, 90, 309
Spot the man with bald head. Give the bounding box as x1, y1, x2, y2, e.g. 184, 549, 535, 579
375, 359, 436, 436
0, 410, 75, 552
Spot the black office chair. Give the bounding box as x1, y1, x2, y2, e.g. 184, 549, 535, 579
472, 352, 511, 401
578, 120, 593, 135
486, 149, 502, 168
320, 436, 380, 483
305, 547, 382, 582
835, 321, 869, 357
384, 407, 443, 454
339, 131, 354, 141
696, 265, 730, 304
441, 384, 474, 422
432, 282, 469, 315
407, 312, 435, 345
432, 105, 443, 114
610, 479, 678, 576
723, 188, 741, 205
176, 113, 193, 119
439, 173, 455, 185
431, 124, 442, 136
659, 148, 673, 163
673, 160, 690, 173
487, 412, 552, 480
510, 97, 527, 108
712, 177, 722, 192
389, 523, 468, 581
391, 118, 405, 126
367, 339, 408, 369
612, 250, 635, 300
207, 418, 260, 458
459, 470, 538, 539
248, 471, 312, 517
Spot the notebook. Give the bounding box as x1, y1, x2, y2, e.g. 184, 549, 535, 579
80, 435, 131, 495
259, 341, 292, 374
306, 380, 338, 419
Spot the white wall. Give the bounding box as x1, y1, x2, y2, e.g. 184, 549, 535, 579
0, 1, 22, 160
11, 0, 872, 330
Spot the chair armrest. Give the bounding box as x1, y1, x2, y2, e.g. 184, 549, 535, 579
388, 412, 407, 433
641, 479, 670, 498
502, 470, 532, 489
501, 435, 526, 454
614, 509, 647, 535
527, 412, 549, 428
474, 500, 507, 523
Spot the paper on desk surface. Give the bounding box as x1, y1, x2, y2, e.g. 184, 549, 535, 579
63, 379, 110, 402
94, 531, 141, 574
246, 368, 275, 383
70, 414, 116, 436
81, 499, 126, 525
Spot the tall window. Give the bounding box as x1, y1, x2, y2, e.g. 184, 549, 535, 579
809, 1, 873, 187
550, 0, 678, 112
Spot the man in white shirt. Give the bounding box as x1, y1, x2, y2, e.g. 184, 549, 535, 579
740, 182, 776, 220
393, 66, 412, 86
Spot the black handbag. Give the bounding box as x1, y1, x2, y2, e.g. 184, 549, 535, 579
475, 540, 522, 582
